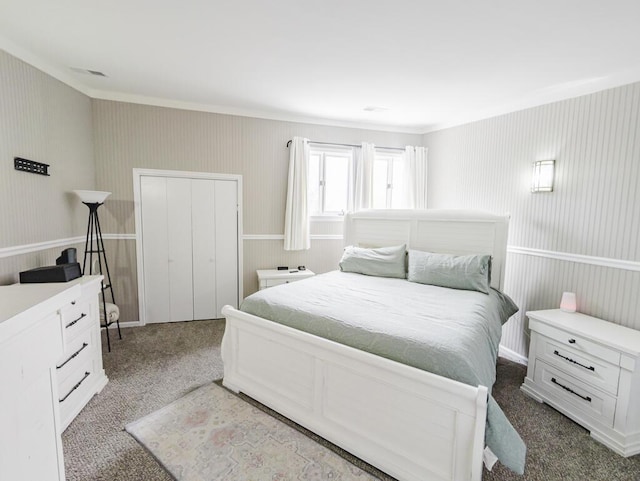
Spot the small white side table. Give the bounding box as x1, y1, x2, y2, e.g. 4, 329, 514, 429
257, 269, 315, 290
521, 309, 640, 457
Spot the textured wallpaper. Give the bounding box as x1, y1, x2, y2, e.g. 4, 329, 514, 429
0, 50, 95, 284
425, 81, 640, 357
91, 100, 422, 320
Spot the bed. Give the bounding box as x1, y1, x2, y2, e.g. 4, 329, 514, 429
221, 209, 525, 481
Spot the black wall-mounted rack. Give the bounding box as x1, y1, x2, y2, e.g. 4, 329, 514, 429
14, 157, 50, 176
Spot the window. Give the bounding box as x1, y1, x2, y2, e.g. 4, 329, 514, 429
308, 145, 407, 216
308, 147, 354, 216
372, 151, 407, 209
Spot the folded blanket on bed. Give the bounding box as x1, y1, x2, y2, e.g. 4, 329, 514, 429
241, 270, 526, 474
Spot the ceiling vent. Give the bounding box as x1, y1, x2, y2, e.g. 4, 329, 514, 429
70, 67, 108, 77
363, 106, 388, 112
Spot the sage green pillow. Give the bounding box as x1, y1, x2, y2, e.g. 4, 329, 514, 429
408, 250, 492, 294
339, 244, 407, 279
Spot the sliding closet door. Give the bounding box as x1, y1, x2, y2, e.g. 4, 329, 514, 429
140, 176, 171, 323
166, 178, 194, 322
192, 179, 217, 320
214, 180, 238, 317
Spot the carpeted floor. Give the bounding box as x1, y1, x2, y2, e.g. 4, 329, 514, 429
63, 320, 640, 481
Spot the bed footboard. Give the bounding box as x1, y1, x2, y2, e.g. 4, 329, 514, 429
221, 305, 487, 481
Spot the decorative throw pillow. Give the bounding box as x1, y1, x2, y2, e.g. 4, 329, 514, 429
339, 244, 407, 279
407, 250, 492, 294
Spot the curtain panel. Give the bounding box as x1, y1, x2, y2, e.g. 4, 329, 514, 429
353, 142, 376, 211
284, 137, 311, 251
405, 146, 428, 209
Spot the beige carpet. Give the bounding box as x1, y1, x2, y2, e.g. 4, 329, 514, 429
62, 319, 640, 481
126, 382, 376, 480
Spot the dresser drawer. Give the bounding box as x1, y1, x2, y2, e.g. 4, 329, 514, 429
56, 328, 93, 386
534, 333, 621, 395
534, 360, 616, 427
60, 298, 93, 346
531, 320, 621, 366
58, 364, 94, 424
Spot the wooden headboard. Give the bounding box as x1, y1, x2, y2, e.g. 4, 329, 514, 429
343, 209, 510, 290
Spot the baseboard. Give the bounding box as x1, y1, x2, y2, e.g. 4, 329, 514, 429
105, 321, 141, 329
499, 345, 528, 365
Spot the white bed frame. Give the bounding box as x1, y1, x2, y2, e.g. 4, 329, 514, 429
222, 209, 510, 481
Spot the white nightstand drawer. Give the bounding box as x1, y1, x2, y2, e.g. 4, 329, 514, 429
535, 333, 621, 395
534, 360, 616, 427
264, 278, 291, 288
531, 320, 621, 366
257, 269, 315, 290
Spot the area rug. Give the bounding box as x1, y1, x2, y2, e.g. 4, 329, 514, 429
126, 382, 378, 481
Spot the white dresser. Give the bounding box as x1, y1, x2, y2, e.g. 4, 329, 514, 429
257, 269, 315, 290
0, 276, 108, 481
521, 309, 640, 456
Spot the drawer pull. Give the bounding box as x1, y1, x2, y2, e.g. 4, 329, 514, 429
71, 301, 76, 305
56, 343, 89, 369
551, 377, 592, 403
59, 371, 90, 403
65, 312, 87, 328
553, 350, 595, 371
568, 339, 576, 344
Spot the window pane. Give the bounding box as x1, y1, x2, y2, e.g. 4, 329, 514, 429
308, 154, 321, 214
390, 158, 407, 209
324, 155, 349, 213
372, 159, 388, 209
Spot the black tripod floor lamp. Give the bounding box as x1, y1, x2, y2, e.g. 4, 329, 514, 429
74, 190, 121, 352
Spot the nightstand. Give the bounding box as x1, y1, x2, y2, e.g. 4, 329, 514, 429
521, 309, 640, 457
257, 269, 315, 290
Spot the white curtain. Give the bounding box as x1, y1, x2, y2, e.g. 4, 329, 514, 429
284, 137, 310, 250
353, 142, 376, 211
404, 145, 428, 209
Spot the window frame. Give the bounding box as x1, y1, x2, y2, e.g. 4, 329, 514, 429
308, 145, 355, 218
373, 149, 406, 209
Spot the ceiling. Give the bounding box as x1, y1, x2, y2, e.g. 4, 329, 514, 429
1, 0, 640, 133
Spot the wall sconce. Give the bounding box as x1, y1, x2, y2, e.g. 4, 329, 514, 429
531, 160, 555, 193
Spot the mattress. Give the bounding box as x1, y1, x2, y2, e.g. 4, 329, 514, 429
241, 270, 526, 473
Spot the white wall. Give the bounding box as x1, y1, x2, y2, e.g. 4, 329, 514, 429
424, 82, 640, 358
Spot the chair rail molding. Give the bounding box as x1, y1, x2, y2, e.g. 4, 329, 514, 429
507, 246, 640, 272
4, 238, 638, 273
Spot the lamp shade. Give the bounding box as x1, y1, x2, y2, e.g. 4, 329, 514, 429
74, 190, 111, 203
560, 292, 577, 312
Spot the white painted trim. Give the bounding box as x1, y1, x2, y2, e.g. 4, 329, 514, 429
0, 236, 84, 259
101, 233, 136, 241
242, 234, 343, 241
105, 320, 141, 329
507, 246, 640, 272
310, 216, 346, 223
132, 168, 243, 327
498, 345, 528, 366
89, 89, 425, 134
243, 234, 284, 241
0, 34, 91, 97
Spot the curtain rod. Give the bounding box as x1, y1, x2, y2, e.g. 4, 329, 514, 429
286, 139, 405, 152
